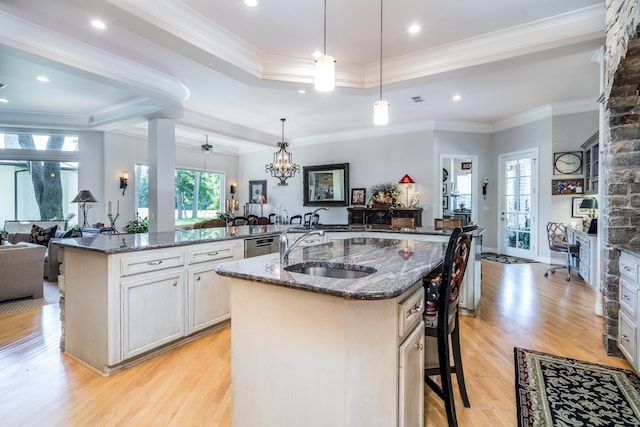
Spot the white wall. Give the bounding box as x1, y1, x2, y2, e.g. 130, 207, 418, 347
239, 131, 434, 225
77, 132, 105, 228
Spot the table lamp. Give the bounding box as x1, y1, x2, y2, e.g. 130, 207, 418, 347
398, 174, 415, 207
579, 198, 597, 231
72, 190, 98, 229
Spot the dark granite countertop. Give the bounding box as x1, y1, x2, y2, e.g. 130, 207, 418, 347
215, 237, 446, 300
55, 223, 483, 255
617, 244, 640, 258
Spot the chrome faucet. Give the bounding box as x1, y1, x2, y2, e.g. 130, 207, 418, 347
309, 207, 329, 229
280, 229, 325, 266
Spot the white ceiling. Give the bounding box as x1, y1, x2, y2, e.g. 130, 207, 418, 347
0, 0, 605, 154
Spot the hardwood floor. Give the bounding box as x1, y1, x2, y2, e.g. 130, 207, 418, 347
0, 260, 631, 426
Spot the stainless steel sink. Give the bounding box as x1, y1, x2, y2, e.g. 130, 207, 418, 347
284, 262, 376, 279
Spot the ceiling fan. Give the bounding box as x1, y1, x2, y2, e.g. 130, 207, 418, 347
201, 135, 213, 154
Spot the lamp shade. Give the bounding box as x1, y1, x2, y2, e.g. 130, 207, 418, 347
579, 198, 597, 209
71, 190, 98, 203
399, 174, 415, 184
373, 100, 389, 125
314, 54, 335, 92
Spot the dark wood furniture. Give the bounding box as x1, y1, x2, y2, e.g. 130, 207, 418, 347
347, 207, 423, 226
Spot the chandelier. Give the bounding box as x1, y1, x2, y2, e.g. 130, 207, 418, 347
265, 118, 300, 186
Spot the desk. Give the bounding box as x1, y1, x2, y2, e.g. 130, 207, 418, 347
567, 226, 597, 287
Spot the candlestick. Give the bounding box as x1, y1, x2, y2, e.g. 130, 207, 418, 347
117, 200, 120, 215
107, 213, 120, 234
108, 201, 112, 215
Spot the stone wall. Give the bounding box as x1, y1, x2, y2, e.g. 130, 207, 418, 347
603, 0, 640, 354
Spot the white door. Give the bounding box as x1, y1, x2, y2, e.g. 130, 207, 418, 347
499, 149, 538, 259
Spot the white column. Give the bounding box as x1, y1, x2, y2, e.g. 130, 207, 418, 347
148, 119, 176, 233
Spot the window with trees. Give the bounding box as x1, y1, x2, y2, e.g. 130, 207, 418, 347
0, 132, 79, 227
135, 165, 224, 227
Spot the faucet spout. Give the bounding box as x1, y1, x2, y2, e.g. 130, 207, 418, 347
280, 229, 325, 266
310, 207, 329, 229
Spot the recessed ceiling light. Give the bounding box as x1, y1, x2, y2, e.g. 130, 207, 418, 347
298, 89, 306, 94
36, 76, 50, 83
0, 98, 9, 103
91, 19, 106, 30
408, 24, 421, 34
452, 94, 462, 101
244, 0, 258, 7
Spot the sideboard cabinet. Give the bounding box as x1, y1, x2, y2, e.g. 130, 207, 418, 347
347, 207, 423, 226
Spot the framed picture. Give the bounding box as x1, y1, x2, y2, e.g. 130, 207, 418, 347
351, 188, 366, 205
572, 197, 590, 218
410, 192, 421, 208
442, 184, 447, 194
249, 180, 267, 203
461, 161, 472, 170
552, 179, 584, 195
442, 196, 449, 210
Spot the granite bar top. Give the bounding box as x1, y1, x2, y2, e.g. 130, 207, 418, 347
55, 223, 482, 255
55, 224, 285, 254
215, 237, 446, 301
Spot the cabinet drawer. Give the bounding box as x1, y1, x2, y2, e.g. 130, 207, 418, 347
120, 250, 185, 277
398, 286, 424, 338
188, 242, 234, 264
620, 255, 639, 283
618, 309, 636, 366
620, 278, 638, 318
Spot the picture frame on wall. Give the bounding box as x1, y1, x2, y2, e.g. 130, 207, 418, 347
551, 179, 584, 195
442, 184, 447, 194
461, 161, 472, 170
442, 196, 449, 210
351, 188, 366, 205
249, 180, 267, 203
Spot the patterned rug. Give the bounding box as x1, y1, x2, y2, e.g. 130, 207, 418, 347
482, 252, 536, 264
514, 347, 640, 426
0, 281, 59, 316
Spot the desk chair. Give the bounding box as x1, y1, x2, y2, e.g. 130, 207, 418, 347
424, 226, 472, 427
544, 222, 579, 281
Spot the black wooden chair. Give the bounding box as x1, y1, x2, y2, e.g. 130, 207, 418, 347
289, 215, 302, 225
268, 213, 276, 224
424, 226, 472, 427
544, 222, 579, 281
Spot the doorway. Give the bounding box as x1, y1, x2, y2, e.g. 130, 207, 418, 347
498, 148, 538, 260
439, 155, 478, 225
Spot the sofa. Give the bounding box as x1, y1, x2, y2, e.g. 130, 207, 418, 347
0, 242, 46, 301
4, 220, 69, 282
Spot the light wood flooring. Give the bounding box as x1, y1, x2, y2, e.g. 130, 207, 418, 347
0, 260, 632, 426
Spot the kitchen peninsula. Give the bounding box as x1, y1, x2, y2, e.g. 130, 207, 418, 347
55, 225, 483, 383
216, 236, 447, 427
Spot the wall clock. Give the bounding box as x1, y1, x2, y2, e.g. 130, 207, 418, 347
553, 151, 583, 175
442, 168, 448, 182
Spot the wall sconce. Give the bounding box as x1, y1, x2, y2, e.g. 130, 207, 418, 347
483, 177, 488, 199
120, 171, 129, 195
230, 183, 237, 198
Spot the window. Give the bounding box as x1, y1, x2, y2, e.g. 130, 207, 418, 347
0, 132, 79, 227
135, 165, 224, 227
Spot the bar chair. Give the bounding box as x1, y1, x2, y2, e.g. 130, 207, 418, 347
424, 226, 472, 427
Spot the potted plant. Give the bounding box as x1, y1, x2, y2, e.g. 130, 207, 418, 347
124, 213, 149, 234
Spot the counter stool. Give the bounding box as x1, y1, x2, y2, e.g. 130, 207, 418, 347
424, 226, 472, 427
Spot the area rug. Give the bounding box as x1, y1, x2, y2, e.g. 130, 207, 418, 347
514, 347, 640, 427
0, 281, 59, 316
482, 252, 536, 264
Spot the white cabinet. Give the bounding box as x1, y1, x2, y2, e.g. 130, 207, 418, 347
122, 270, 185, 359
619, 250, 640, 371
567, 227, 597, 288
187, 241, 236, 333
61, 239, 243, 374
398, 323, 425, 427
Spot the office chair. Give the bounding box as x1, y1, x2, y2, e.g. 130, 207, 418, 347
544, 222, 579, 281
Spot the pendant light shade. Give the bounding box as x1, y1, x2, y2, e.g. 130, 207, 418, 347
315, 54, 335, 92
265, 118, 300, 186
373, 0, 388, 125
314, 0, 335, 92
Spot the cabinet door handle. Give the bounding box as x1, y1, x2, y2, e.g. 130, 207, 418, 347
147, 260, 163, 265
196, 276, 201, 281
622, 334, 631, 343
172, 281, 177, 286
414, 342, 424, 350
623, 294, 630, 301
304, 239, 316, 244
407, 303, 422, 316
624, 265, 633, 272
207, 251, 219, 256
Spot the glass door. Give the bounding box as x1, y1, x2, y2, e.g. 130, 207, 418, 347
499, 149, 538, 259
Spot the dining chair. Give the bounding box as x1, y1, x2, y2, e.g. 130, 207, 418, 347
233, 216, 248, 226
544, 222, 579, 281
257, 216, 270, 225
268, 213, 276, 224
246, 215, 258, 225
289, 215, 302, 225
193, 219, 227, 229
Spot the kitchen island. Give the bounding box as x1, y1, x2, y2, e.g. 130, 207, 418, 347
215, 236, 448, 427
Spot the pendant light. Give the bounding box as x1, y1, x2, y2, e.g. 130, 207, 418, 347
314, 0, 335, 92
373, 0, 389, 125
265, 118, 301, 186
